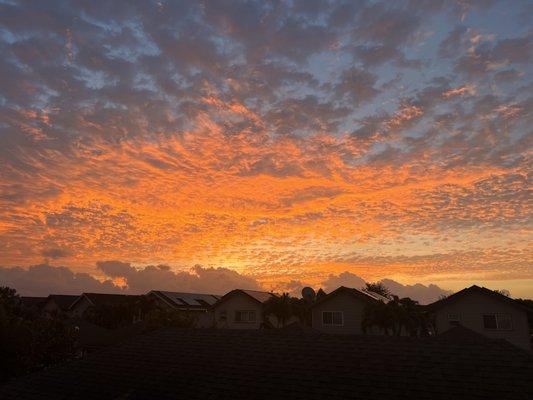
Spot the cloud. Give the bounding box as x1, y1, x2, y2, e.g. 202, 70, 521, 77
0, 264, 121, 296
353, 44, 421, 68
1, 263, 452, 304
451, 31, 532, 77
41, 247, 71, 259
0, 0, 531, 297
379, 279, 452, 304
271, 279, 309, 297
333, 67, 380, 105
320, 271, 451, 304
1, 262, 263, 296
322, 272, 366, 293
96, 260, 263, 295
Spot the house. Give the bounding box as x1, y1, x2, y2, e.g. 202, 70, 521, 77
212, 289, 277, 329
147, 291, 221, 311
311, 286, 389, 334
146, 290, 221, 327
427, 285, 531, 350
69, 293, 142, 319
20, 296, 46, 311
41, 294, 80, 318
2, 327, 531, 400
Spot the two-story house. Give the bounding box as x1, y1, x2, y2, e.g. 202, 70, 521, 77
42, 294, 80, 318
69, 293, 142, 319
427, 285, 531, 350
212, 289, 278, 329
147, 290, 221, 327
311, 286, 389, 334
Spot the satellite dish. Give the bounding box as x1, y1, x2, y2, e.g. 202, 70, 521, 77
301, 287, 316, 301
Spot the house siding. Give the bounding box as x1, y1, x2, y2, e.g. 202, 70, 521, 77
42, 299, 68, 318
213, 294, 264, 329
312, 292, 368, 334
434, 291, 530, 350
70, 297, 93, 318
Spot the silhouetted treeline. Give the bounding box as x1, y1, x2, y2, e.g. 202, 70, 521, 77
0, 287, 194, 384
0, 287, 76, 383
263, 293, 309, 327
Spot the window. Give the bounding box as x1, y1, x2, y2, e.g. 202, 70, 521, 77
235, 310, 256, 323
322, 311, 343, 326
483, 314, 513, 330
448, 313, 461, 327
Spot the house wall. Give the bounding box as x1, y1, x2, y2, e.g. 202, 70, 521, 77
42, 300, 68, 318
213, 294, 264, 329
311, 292, 368, 334
70, 297, 93, 318
434, 291, 530, 350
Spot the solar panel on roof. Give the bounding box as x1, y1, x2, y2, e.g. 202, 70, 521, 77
182, 295, 202, 305
158, 291, 219, 306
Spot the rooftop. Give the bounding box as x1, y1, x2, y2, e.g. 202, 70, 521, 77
427, 285, 532, 312
213, 289, 277, 308
72, 293, 142, 309
150, 290, 221, 309
2, 328, 531, 399
46, 294, 80, 311
240, 289, 277, 303
312, 286, 386, 308
20, 296, 46, 308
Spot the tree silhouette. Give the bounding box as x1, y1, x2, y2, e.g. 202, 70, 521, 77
289, 297, 309, 325
362, 296, 433, 336
82, 295, 157, 329
0, 286, 76, 383
362, 300, 394, 335
365, 282, 391, 298
263, 293, 293, 328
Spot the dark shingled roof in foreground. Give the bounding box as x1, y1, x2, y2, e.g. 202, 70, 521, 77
1, 328, 532, 400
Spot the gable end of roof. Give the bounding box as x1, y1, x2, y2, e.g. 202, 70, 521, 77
426, 285, 531, 313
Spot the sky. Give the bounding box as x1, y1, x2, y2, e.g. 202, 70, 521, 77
0, 0, 531, 299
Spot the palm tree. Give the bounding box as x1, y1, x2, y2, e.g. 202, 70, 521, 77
365, 282, 391, 298
362, 300, 394, 335
263, 293, 294, 328
362, 296, 432, 336
289, 297, 309, 325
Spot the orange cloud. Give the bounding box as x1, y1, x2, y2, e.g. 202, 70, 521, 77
0, 102, 529, 293
442, 84, 477, 98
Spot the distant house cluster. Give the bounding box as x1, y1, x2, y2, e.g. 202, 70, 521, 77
6, 283, 532, 399
22, 284, 532, 350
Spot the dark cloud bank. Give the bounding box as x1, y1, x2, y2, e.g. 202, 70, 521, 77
0, 263, 450, 304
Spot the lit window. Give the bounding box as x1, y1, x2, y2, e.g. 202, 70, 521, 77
483, 314, 512, 330
322, 311, 343, 326
235, 310, 256, 322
